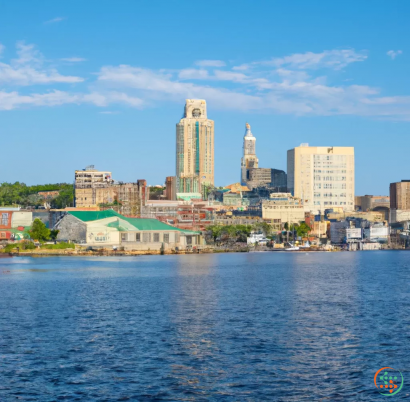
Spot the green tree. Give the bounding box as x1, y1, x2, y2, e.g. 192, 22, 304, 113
29, 218, 50, 241
296, 222, 311, 238
252, 222, 272, 236
50, 229, 59, 240
207, 225, 224, 242
0, 182, 73, 208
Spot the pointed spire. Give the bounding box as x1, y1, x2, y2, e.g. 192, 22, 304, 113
244, 122, 254, 138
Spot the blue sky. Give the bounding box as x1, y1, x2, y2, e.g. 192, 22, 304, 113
1, 0, 409, 195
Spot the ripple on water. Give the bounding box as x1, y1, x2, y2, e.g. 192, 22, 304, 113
0, 252, 409, 401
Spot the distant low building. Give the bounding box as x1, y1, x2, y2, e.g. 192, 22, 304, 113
390, 180, 410, 210
74, 166, 147, 216
165, 176, 176, 200
246, 168, 287, 190
355, 195, 389, 220
223, 192, 242, 206
224, 182, 250, 193
261, 193, 305, 225
326, 210, 384, 223
0, 210, 33, 240
55, 210, 201, 251
390, 209, 410, 224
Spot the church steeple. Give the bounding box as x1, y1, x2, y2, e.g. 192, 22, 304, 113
241, 122, 259, 185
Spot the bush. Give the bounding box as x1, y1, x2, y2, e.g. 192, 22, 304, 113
41, 242, 75, 250
2, 244, 17, 253
1, 241, 36, 253
20, 240, 36, 250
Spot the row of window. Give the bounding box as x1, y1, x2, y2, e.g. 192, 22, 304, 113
314, 201, 354, 205
121, 233, 171, 243
314, 193, 350, 198
315, 184, 347, 189
313, 170, 348, 174
314, 155, 347, 161
314, 176, 348, 181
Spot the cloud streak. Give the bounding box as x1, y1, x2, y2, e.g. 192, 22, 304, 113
1, 42, 410, 120
387, 50, 402, 60
61, 57, 87, 63
0, 42, 83, 85
195, 60, 226, 67
44, 17, 65, 24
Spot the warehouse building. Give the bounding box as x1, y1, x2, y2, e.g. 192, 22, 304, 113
55, 210, 201, 251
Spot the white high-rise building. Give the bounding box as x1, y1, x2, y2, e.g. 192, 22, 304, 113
240, 123, 259, 185
287, 144, 355, 213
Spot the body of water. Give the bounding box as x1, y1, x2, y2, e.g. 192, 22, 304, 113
0, 252, 409, 401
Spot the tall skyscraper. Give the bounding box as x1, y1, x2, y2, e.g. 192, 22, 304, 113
241, 123, 259, 185
176, 99, 214, 197
287, 144, 355, 213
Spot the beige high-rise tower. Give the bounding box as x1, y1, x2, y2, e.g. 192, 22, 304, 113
176, 99, 214, 197
287, 144, 355, 213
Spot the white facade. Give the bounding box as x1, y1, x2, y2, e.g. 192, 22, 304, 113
241, 123, 259, 185
247, 233, 269, 245
262, 193, 305, 224
287, 144, 355, 214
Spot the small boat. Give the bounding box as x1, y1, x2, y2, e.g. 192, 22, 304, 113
284, 242, 300, 251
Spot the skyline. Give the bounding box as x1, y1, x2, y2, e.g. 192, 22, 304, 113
1, 0, 409, 194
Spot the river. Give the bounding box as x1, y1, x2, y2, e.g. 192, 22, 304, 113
0, 252, 409, 401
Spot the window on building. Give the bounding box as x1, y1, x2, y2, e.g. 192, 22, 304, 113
163, 233, 169, 243
186, 236, 192, 245
143, 233, 151, 242
0, 232, 6, 238
136, 233, 141, 242
153, 233, 160, 242
121, 233, 127, 241
1, 213, 8, 226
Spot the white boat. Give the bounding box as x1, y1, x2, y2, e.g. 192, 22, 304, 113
284, 242, 300, 251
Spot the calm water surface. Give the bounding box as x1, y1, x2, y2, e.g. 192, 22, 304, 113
0, 252, 409, 401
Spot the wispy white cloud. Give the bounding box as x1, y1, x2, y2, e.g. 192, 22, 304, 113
178, 69, 209, 80
13, 41, 42, 65
0, 41, 83, 85
234, 49, 367, 72
0, 43, 5, 57
95, 63, 410, 118
2, 43, 410, 120
0, 90, 143, 111
44, 17, 65, 24
61, 57, 87, 63
260, 49, 367, 70
387, 50, 402, 60
195, 60, 226, 67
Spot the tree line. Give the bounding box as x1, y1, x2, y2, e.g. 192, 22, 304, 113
206, 221, 311, 244
0, 182, 74, 209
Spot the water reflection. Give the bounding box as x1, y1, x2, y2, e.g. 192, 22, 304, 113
167, 255, 220, 396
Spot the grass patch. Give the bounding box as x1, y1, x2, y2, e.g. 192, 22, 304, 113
41, 242, 75, 250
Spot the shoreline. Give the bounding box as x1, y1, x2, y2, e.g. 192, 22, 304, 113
1, 247, 405, 257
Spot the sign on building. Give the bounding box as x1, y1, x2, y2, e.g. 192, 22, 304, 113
346, 228, 362, 239
369, 227, 389, 238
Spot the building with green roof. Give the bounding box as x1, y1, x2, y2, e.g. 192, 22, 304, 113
55, 210, 202, 250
